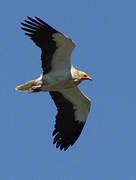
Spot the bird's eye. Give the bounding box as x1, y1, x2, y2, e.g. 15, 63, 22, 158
84, 74, 87, 77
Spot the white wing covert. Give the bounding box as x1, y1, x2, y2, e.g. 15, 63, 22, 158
21, 17, 75, 74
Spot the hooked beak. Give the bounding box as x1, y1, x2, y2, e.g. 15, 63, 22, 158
82, 74, 93, 81
86, 75, 92, 80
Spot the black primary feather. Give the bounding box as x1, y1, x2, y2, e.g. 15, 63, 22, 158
49, 91, 85, 151
21, 17, 59, 74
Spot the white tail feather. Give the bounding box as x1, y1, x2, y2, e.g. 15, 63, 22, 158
15, 80, 36, 92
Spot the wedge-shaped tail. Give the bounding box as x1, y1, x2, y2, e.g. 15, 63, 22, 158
15, 80, 36, 92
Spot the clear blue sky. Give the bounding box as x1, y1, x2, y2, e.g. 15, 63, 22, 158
0, 0, 136, 179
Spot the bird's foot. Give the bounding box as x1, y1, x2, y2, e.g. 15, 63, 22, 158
32, 84, 42, 92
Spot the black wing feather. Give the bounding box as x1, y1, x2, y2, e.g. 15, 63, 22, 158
50, 91, 85, 151
21, 16, 58, 74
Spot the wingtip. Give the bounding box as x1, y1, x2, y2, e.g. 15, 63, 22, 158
27, 16, 34, 22
27, 16, 31, 19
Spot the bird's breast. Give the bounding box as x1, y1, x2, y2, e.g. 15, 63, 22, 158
45, 70, 71, 83
41, 71, 75, 91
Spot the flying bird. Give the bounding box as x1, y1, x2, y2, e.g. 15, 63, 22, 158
16, 17, 92, 151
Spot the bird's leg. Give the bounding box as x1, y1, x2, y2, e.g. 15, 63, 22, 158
32, 84, 42, 92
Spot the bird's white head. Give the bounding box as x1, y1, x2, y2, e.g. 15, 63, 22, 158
73, 70, 92, 86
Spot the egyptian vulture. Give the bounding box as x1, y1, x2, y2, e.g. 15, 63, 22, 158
16, 17, 92, 151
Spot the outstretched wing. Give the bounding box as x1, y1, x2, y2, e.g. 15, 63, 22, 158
21, 17, 75, 74
49, 87, 91, 151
